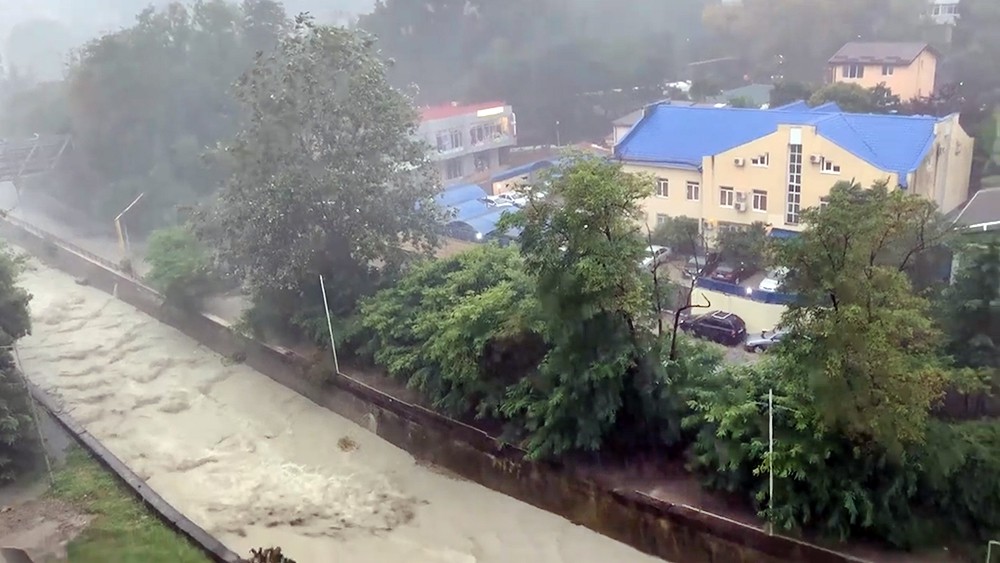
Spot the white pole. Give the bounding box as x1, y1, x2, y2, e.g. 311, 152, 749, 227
318, 275, 340, 374
987, 540, 999, 563
768, 387, 774, 536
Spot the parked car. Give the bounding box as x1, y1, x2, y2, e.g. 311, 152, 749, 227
682, 252, 719, 279
678, 311, 747, 346
710, 261, 750, 284
485, 192, 527, 207
641, 245, 672, 270
744, 329, 788, 353
758, 267, 789, 292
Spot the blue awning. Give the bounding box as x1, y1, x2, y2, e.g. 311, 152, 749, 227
436, 183, 488, 207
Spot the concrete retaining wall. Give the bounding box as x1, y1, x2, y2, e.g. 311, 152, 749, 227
0, 216, 867, 563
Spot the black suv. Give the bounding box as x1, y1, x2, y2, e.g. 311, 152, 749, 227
679, 311, 748, 346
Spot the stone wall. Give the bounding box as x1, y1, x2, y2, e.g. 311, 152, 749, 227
0, 216, 867, 563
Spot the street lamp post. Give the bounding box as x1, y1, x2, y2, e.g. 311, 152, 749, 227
757, 388, 798, 536
114, 192, 145, 259
318, 275, 341, 374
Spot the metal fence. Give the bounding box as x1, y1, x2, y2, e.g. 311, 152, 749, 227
694, 277, 798, 305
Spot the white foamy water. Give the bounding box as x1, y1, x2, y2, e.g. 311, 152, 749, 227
12, 253, 664, 563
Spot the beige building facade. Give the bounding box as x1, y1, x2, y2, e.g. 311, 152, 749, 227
828, 42, 938, 100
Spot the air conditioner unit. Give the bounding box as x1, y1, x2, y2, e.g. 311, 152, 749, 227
809, 154, 822, 164
735, 191, 748, 203
735, 201, 748, 212
734, 157, 746, 167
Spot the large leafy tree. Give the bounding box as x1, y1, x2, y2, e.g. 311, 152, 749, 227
774, 181, 951, 452
48, 0, 287, 228
499, 158, 682, 458
203, 17, 444, 329
939, 235, 1000, 372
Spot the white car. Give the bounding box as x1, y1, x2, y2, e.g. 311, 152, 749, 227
758, 267, 789, 292
485, 193, 527, 207
641, 245, 671, 270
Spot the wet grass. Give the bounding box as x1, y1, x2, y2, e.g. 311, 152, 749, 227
50, 448, 210, 563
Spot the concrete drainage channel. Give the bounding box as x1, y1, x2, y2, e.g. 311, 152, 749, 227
0, 214, 869, 563
24, 380, 243, 563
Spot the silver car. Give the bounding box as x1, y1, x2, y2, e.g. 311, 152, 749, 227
744, 329, 788, 353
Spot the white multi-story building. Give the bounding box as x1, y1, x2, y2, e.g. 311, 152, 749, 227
928, 0, 960, 25
417, 101, 517, 186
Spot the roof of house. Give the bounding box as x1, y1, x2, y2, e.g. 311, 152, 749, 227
420, 101, 507, 122
614, 103, 942, 187
828, 42, 934, 66
491, 159, 560, 183
436, 183, 487, 207
707, 83, 774, 107
949, 187, 1000, 231
612, 100, 717, 127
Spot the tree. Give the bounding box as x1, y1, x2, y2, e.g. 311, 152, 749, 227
808, 82, 901, 113
357, 246, 543, 419
650, 216, 700, 256
51, 1, 287, 229
939, 236, 1000, 372
203, 17, 444, 334
0, 245, 37, 483
145, 226, 215, 310
497, 158, 678, 458
716, 222, 768, 272
773, 181, 951, 452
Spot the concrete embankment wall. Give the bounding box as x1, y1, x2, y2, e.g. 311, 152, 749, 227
0, 216, 867, 563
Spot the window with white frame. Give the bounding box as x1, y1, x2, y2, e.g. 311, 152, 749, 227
656, 179, 669, 197
819, 197, 830, 211
786, 144, 803, 225
752, 189, 768, 212
842, 64, 864, 79
656, 213, 669, 225
821, 158, 841, 174
751, 153, 769, 167
686, 181, 700, 201
882, 65, 894, 76
719, 186, 735, 207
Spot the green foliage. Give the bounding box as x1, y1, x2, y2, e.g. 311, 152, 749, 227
939, 236, 1000, 372
145, 226, 214, 310
809, 82, 901, 113
41, 1, 288, 229
0, 246, 36, 483
650, 215, 701, 256
358, 246, 543, 419
203, 17, 444, 328
775, 181, 951, 452
769, 81, 815, 108
499, 158, 694, 458
716, 222, 767, 272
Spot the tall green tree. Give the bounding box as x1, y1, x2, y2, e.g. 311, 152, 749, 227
716, 221, 767, 272
0, 245, 37, 483
498, 158, 680, 458
939, 236, 1000, 372
774, 181, 951, 452
202, 17, 444, 332
51, 0, 287, 228
808, 82, 901, 113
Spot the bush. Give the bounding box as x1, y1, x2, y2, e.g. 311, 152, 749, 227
145, 226, 215, 310
356, 246, 545, 419
0, 247, 37, 482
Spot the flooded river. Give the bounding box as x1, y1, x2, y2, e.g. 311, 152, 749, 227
12, 252, 663, 563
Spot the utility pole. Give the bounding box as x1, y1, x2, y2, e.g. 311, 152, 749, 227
318, 275, 340, 374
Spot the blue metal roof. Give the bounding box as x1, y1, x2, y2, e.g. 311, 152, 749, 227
614, 103, 939, 187
491, 159, 559, 183
448, 209, 513, 237
436, 183, 487, 207
768, 228, 800, 240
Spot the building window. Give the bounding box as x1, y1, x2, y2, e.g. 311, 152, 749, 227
451, 129, 462, 149
932, 3, 959, 15
436, 129, 462, 152
786, 144, 803, 225
719, 186, 735, 207
686, 181, 700, 201
656, 213, 669, 225
469, 121, 507, 147
882, 65, 894, 76
819, 197, 830, 211
656, 179, 669, 198
842, 64, 864, 79
752, 189, 768, 212
445, 158, 463, 180
821, 158, 841, 174
751, 153, 769, 167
